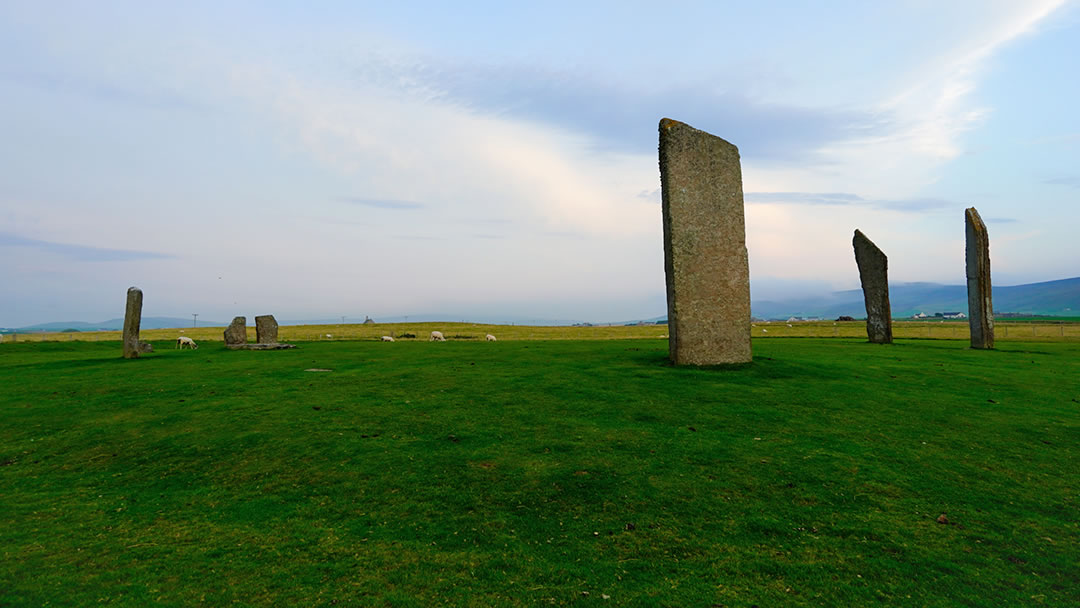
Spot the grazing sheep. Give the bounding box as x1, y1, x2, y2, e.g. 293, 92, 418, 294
486, 334, 496, 342
176, 336, 198, 349
381, 336, 395, 342
429, 331, 446, 342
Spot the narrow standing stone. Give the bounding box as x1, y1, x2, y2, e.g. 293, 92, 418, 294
659, 118, 752, 365
965, 207, 994, 349
255, 315, 279, 344
122, 287, 143, 359
224, 316, 247, 346
852, 230, 893, 344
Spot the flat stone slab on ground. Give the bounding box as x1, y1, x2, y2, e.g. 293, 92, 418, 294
226, 343, 297, 350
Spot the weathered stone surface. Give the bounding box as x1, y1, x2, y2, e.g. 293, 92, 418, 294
255, 315, 278, 344
138, 341, 154, 353
122, 287, 143, 359
965, 207, 994, 349
659, 118, 751, 365
852, 229, 893, 344
224, 316, 247, 345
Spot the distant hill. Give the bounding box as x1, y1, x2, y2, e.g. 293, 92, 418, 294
17, 317, 229, 332
751, 277, 1080, 320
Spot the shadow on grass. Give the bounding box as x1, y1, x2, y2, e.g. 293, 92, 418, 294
637, 349, 809, 382
1, 353, 170, 372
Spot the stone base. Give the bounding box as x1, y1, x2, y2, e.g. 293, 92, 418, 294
226, 343, 297, 350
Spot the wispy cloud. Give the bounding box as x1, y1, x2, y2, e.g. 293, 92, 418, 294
340, 197, 424, 210
1044, 176, 1080, 188
745, 192, 957, 212
0, 232, 171, 261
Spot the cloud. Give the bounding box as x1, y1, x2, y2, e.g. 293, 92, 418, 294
0, 68, 200, 112
0, 232, 172, 262
224, 60, 660, 239
745, 192, 957, 212
745, 2, 1068, 198
1044, 176, 1080, 188
340, 197, 424, 210
351, 58, 890, 165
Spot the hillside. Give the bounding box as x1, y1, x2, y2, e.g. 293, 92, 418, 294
752, 277, 1080, 319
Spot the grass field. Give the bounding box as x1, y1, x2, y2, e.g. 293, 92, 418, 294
5, 319, 1080, 344
2, 338, 1078, 606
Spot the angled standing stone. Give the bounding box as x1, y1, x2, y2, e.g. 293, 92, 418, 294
659, 118, 752, 365
965, 207, 994, 349
852, 230, 893, 344
224, 316, 247, 346
122, 286, 143, 359
255, 315, 279, 344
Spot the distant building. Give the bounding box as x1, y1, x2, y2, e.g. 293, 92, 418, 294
942, 312, 967, 319
363, 316, 375, 324
912, 312, 928, 319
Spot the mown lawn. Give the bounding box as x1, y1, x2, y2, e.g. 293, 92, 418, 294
1, 338, 1077, 606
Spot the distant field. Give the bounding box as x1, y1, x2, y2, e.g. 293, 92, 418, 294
1, 338, 1078, 605
5, 319, 1080, 344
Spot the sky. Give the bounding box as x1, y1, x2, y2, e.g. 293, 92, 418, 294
2, 1, 1078, 327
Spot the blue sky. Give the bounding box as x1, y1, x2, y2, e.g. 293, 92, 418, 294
1, 1, 1077, 326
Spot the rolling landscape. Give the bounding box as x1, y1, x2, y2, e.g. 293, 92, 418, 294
8, 277, 1079, 334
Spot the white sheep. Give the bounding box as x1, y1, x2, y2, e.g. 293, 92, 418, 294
486, 334, 496, 342
381, 336, 395, 342
430, 331, 446, 341
176, 336, 198, 349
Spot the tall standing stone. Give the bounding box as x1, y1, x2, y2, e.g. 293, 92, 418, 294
965, 207, 994, 349
659, 118, 752, 365
255, 315, 279, 344
852, 230, 893, 344
122, 287, 143, 359
224, 316, 247, 346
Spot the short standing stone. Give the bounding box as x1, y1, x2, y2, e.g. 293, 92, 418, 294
965, 207, 994, 349
852, 230, 893, 344
122, 286, 143, 359
138, 341, 154, 353
224, 316, 247, 346
255, 315, 279, 344
659, 118, 752, 365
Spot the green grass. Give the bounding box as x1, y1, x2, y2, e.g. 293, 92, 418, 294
1, 338, 1078, 606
